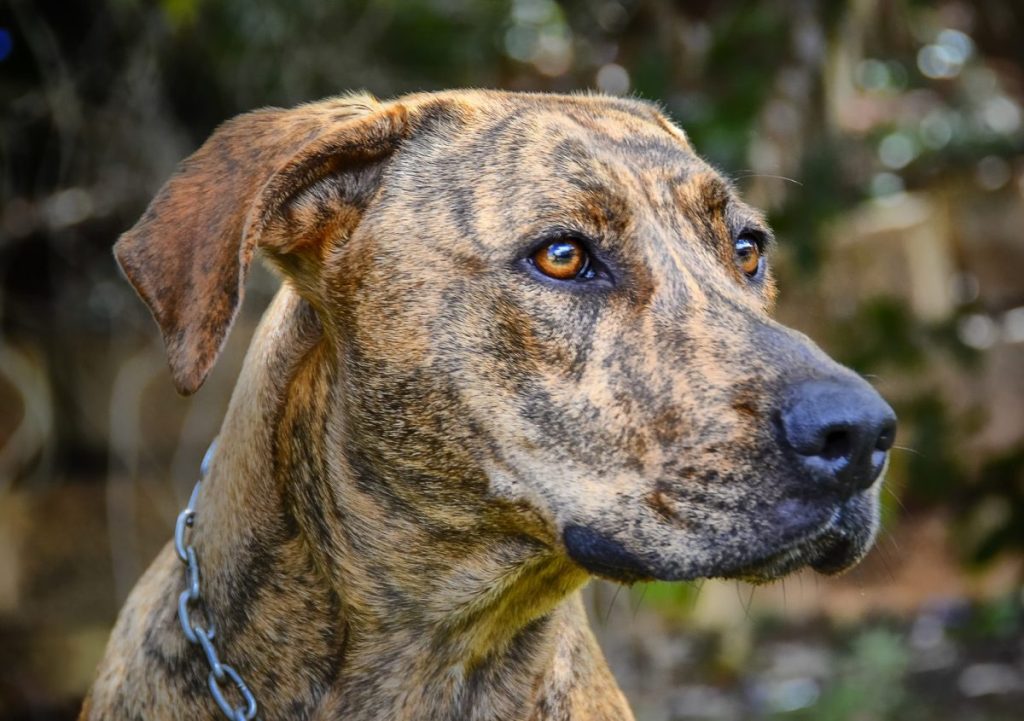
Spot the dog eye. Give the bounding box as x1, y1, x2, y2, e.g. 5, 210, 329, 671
734, 235, 762, 278
532, 238, 595, 281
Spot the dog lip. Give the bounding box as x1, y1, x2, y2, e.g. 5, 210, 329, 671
807, 504, 873, 575
807, 532, 858, 575
722, 505, 849, 583
562, 524, 656, 583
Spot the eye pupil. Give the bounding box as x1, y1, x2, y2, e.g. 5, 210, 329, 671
735, 237, 761, 277
533, 238, 588, 280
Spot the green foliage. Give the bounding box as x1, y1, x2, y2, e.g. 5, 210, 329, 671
960, 447, 1024, 566
671, 2, 796, 165
961, 592, 1022, 640
770, 141, 863, 276
902, 394, 968, 504
630, 580, 704, 622
782, 629, 910, 721
160, 0, 201, 28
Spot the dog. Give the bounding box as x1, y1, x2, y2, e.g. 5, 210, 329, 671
82, 90, 896, 720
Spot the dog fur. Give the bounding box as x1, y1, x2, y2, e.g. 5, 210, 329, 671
83, 90, 888, 720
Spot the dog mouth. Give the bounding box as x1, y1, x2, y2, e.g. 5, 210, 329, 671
563, 496, 878, 585
724, 506, 859, 584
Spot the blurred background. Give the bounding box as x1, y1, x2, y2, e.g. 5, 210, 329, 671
2, 0, 1023, 719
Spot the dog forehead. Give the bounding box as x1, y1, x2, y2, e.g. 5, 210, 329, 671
431, 92, 702, 171
387, 92, 737, 248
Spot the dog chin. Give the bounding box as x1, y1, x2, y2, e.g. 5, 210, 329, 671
701, 496, 881, 584
729, 513, 877, 584
563, 495, 880, 586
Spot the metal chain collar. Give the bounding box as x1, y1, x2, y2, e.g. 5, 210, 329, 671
174, 441, 259, 721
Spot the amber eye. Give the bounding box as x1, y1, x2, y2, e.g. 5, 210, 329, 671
533, 238, 590, 280
735, 236, 762, 277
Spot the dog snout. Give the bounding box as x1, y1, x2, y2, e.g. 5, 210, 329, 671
779, 377, 896, 495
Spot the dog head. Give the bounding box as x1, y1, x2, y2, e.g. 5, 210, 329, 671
116, 90, 895, 585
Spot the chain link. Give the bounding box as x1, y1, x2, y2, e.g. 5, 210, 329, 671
174, 440, 258, 721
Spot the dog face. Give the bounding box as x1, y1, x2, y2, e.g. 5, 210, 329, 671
116, 90, 894, 585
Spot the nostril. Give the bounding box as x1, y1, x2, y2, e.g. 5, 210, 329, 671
781, 378, 897, 492
820, 427, 852, 461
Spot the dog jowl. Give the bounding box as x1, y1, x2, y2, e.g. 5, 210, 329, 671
89, 90, 895, 720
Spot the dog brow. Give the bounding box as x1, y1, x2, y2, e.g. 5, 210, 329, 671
670, 172, 731, 211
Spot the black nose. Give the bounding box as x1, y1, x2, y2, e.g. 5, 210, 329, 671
780, 378, 896, 494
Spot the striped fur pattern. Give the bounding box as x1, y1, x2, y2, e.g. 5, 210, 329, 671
83, 90, 884, 720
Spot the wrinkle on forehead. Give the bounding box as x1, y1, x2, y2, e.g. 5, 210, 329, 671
538, 111, 697, 171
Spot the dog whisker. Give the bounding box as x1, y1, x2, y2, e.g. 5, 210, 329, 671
732, 171, 803, 186
689, 579, 705, 613
891, 444, 921, 456
603, 584, 623, 626
883, 485, 909, 514
630, 583, 649, 620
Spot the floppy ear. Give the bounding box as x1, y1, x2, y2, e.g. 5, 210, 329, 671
114, 95, 409, 396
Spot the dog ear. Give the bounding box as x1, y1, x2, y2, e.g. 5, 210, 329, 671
114, 95, 409, 396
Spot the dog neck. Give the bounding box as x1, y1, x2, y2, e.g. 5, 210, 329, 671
187, 285, 593, 720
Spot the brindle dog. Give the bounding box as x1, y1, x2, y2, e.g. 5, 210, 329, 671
83, 90, 895, 720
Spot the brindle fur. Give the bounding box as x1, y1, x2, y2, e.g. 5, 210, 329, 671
83, 90, 885, 720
